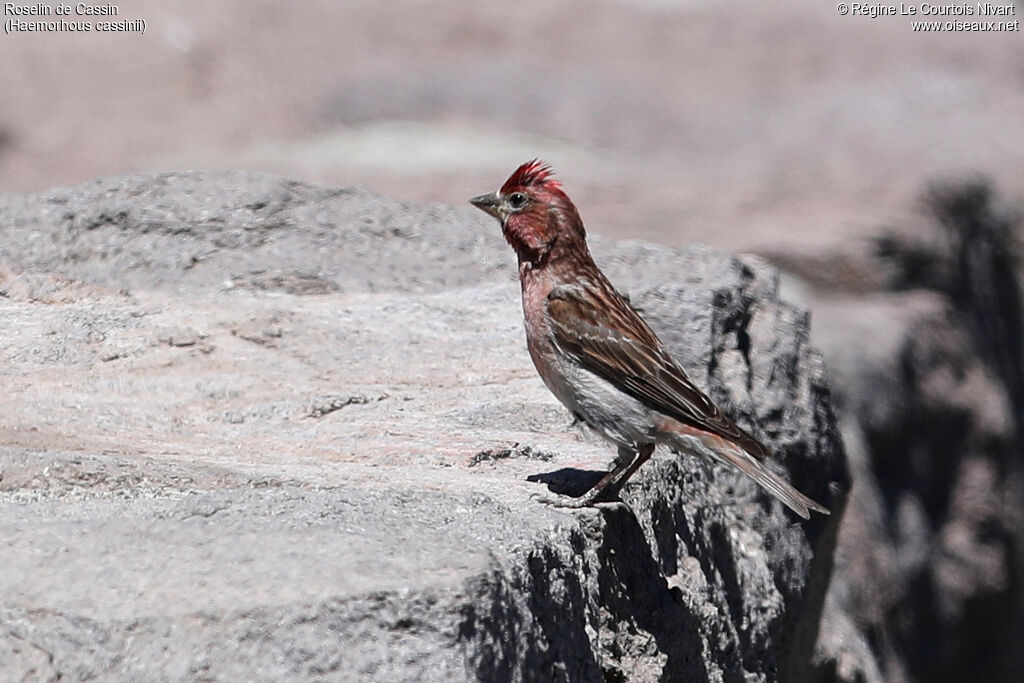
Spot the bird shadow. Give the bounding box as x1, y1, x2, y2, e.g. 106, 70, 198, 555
527, 467, 606, 497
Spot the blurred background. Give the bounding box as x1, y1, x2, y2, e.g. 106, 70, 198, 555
3, 2, 1023, 682
2, 0, 1021, 259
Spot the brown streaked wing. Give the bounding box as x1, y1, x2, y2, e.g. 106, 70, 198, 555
545, 282, 770, 459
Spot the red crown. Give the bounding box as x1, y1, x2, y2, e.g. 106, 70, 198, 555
501, 160, 562, 194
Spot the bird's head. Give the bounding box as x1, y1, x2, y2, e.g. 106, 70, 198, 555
470, 160, 587, 266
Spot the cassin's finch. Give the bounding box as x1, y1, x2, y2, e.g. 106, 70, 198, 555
470, 160, 829, 519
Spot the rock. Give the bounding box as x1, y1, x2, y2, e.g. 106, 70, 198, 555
0, 172, 847, 681
800, 179, 1024, 683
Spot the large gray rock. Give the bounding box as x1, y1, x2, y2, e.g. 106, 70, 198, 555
0, 172, 847, 681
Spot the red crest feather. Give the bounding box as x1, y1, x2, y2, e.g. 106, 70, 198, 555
501, 159, 562, 194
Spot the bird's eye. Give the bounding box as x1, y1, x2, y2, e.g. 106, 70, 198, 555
508, 192, 529, 210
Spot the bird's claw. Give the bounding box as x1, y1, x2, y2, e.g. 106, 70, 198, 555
530, 491, 594, 508
529, 489, 627, 510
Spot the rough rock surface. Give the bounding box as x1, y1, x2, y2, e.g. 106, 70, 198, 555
799, 181, 1024, 683
0, 172, 847, 681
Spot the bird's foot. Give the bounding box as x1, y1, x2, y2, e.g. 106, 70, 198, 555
530, 488, 625, 509
530, 491, 596, 508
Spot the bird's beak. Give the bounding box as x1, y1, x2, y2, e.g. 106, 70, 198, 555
469, 192, 502, 220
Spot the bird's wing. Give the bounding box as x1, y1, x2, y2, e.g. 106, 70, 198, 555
546, 281, 769, 459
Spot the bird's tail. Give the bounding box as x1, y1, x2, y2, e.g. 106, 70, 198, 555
665, 429, 830, 519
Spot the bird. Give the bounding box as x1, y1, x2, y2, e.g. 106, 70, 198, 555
470, 160, 829, 519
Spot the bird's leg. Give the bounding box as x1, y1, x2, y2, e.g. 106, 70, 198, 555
533, 444, 655, 509
604, 443, 655, 496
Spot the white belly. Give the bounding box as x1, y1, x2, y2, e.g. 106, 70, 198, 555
538, 348, 659, 450
518, 271, 658, 451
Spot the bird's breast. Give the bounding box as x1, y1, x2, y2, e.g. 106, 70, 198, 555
519, 274, 658, 449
